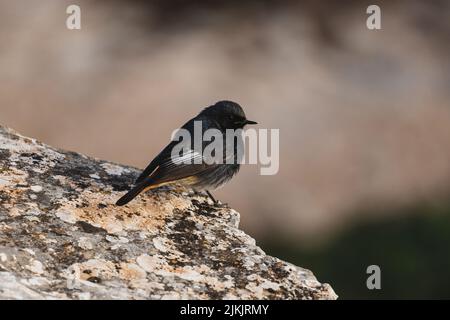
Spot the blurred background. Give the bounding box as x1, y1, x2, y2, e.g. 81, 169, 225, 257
1, 0, 450, 299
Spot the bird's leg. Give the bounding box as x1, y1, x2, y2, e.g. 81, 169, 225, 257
205, 190, 218, 205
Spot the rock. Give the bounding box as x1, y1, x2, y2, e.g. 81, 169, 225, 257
0, 125, 337, 300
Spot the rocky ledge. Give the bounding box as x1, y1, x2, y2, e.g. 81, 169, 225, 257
0, 125, 336, 300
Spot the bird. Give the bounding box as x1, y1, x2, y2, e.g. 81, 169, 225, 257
115, 100, 257, 206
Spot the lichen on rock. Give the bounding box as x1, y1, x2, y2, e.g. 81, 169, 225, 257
0, 125, 337, 300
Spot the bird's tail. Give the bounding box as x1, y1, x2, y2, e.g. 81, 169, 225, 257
116, 179, 153, 206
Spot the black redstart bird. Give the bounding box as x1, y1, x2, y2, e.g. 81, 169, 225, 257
116, 100, 257, 206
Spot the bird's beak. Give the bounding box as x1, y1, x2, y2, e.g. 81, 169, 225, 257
245, 120, 258, 125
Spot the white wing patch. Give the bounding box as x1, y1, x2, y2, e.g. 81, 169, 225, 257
170, 149, 203, 166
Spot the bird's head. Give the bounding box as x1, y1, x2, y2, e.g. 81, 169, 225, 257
200, 100, 257, 129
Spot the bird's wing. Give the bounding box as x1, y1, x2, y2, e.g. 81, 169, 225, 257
134, 115, 220, 185
145, 148, 213, 185
135, 116, 197, 184
134, 139, 179, 184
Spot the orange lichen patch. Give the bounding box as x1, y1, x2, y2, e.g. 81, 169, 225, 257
1, 187, 26, 202
0, 223, 13, 233
54, 188, 191, 234
7, 207, 22, 217
0, 168, 28, 188
75, 259, 117, 281
0, 169, 30, 216
1, 189, 29, 217
119, 262, 147, 280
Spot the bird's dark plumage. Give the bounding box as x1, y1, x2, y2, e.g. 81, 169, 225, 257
116, 100, 256, 206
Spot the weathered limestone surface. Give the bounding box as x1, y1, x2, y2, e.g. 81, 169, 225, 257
0, 125, 337, 300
